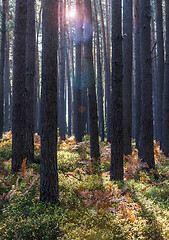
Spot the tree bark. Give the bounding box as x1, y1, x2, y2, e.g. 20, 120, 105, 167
155, 0, 164, 145
98, 0, 111, 142
34, 0, 42, 134
0, 0, 6, 138
66, 40, 72, 136
74, 0, 83, 142
139, 0, 155, 168
25, 0, 35, 162
162, 0, 169, 156
12, 0, 27, 173
134, 0, 141, 151
84, 0, 100, 160
123, 0, 133, 155
93, 0, 104, 142
40, 0, 59, 203
110, 0, 123, 180
4, 0, 10, 132
59, 0, 66, 140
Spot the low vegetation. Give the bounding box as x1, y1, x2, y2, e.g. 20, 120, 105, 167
0, 132, 169, 239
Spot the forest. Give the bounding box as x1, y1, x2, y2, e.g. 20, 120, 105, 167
0, 0, 169, 239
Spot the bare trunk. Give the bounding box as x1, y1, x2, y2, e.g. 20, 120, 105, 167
0, 0, 6, 138
40, 0, 59, 203
162, 0, 169, 156
84, 0, 100, 160
139, 0, 155, 168
12, 0, 27, 173
110, 0, 123, 180
123, 0, 133, 155
25, 0, 35, 162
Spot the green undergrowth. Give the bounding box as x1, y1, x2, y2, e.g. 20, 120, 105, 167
0, 133, 169, 239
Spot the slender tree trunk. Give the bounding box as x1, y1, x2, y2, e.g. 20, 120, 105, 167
0, 0, 6, 138
74, 0, 83, 142
40, 0, 59, 203
123, 0, 133, 155
93, 0, 104, 142
12, 0, 27, 173
162, 0, 169, 156
34, 0, 42, 134
134, 0, 141, 150
66, 41, 72, 136
139, 0, 155, 168
67, 0, 75, 136
84, 0, 100, 160
110, 0, 123, 180
59, 0, 66, 140
25, 0, 35, 162
98, 0, 110, 142
151, 8, 158, 142
155, 0, 164, 145
4, 0, 10, 132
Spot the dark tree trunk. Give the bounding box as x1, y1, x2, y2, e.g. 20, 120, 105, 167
4, 0, 10, 132
12, 0, 27, 173
34, 0, 42, 134
67, 0, 75, 136
155, 0, 164, 145
134, 0, 141, 151
98, 0, 111, 142
59, 0, 66, 140
123, 0, 133, 155
110, 0, 123, 181
162, 0, 169, 156
84, 0, 100, 160
93, 0, 104, 142
74, 0, 83, 142
139, 0, 155, 168
40, 0, 59, 203
25, 0, 35, 162
151, 8, 158, 142
66, 42, 72, 136
0, 0, 6, 138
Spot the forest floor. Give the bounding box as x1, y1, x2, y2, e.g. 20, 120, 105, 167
0, 132, 169, 239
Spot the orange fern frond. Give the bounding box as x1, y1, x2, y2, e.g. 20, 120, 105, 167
19, 158, 27, 179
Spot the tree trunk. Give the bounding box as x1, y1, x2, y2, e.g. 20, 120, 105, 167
12, 0, 27, 173
40, 0, 59, 203
0, 0, 6, 138
4, 0, 10, 132
110, 0, 123, 180
139, 0, 155, 168
151, 7, 158, 142
74, 0, 83, 142
123, 0, 133, 155
98, 0, 111, 142
84, 0, 100, 160
162, 0, 169, 156
134, 0, 141, 151
155, 0, 164, 145
34, 0, 42, 134
59, 0, 66, 140
25, 0, 35, 162
66, 41, 72, 136
93, 0, 104, 142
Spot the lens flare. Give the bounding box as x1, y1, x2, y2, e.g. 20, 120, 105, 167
67, 8, 76, 19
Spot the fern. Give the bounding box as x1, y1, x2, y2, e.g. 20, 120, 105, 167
18, 158, 27, 179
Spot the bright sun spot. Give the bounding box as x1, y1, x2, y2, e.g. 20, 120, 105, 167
67, 8, 76, 19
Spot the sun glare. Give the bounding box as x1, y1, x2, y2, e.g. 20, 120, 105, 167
67, 8, 76, 19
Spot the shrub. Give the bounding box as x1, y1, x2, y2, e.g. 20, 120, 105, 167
58, 151, 79, 173
0, 195, 64, 240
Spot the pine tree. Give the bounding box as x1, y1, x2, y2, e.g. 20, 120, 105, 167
40, 0, 59, 202
110, 0, 123, 180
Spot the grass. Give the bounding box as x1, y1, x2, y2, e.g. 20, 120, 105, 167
0, 132, 169, 239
